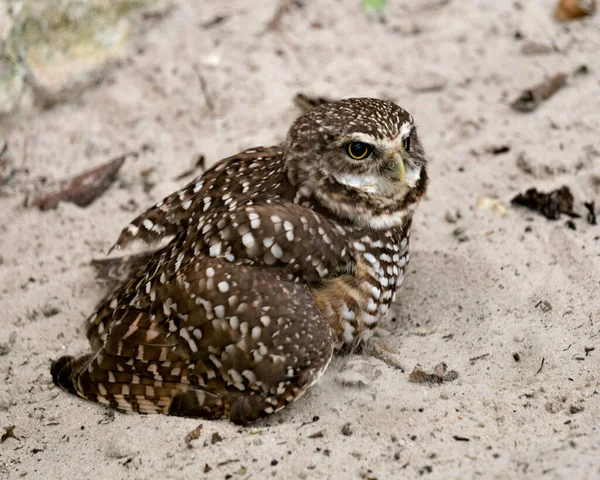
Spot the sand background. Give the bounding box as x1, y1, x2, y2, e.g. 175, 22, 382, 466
1, 0, 599, 478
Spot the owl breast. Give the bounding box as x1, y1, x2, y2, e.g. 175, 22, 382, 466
312, 224, 411, 350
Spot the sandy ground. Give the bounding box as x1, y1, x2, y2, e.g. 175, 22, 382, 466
1, 0, 600, 478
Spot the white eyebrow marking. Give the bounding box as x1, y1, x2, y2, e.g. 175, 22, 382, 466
336, 132, 378, 147
399, 120, 412, 139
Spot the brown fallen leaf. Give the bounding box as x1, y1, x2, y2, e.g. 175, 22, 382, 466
554, 0, 597, 20
185, 424, 203, 448
294, 93, 333, 113
265, 0, 301, 31
511, 185, 578, 220
30, 152, 136, 210
511, 73, 566, 113
408, 362, 458, 384
1, 425, 16, 443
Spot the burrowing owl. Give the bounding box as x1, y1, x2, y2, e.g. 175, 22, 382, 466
51, 98, 429, 424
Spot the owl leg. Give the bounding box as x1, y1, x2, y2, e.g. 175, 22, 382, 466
360, 338, 405, 372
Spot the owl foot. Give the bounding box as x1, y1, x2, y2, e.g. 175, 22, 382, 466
360, 338, 405, 372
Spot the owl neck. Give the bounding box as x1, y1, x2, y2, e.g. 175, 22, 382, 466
291, 171, 421, 232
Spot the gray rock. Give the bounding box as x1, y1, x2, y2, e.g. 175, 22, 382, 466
408, 70, 448, 93
0, 0, 162, 115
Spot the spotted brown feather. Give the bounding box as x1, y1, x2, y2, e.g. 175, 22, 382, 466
52, 98, 429, 423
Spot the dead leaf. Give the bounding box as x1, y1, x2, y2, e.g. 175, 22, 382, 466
1, 425, 16, 443
30, 153, 135, 209
184, 424, 203, 448
511, 185, 577, 220
554, 0, 596, 20
408, 363, 458, 384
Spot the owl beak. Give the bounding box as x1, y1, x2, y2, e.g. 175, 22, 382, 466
396, 158, 406, 183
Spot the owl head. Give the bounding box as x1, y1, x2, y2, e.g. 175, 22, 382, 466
284, 98, 428, 229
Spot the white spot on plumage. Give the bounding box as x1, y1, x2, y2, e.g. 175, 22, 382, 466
242, 232, 255, 248
209, 242, 222, 256
263, 237, 274, 248
366, 298, 378, 313
251, 327, 262, 340
362, 312, 378, 325
363, 252, 379, 267
142, 219, 154, 230
340, 302, 355, 320
242, 370, 257, 383
271, 243, 283, 259
342, 321, 355, 343
353, 242, 365, 252
240, 322, 249, 335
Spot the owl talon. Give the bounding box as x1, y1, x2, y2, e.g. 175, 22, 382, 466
361, 338, 405, 372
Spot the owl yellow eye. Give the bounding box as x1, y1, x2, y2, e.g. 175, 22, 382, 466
402, 137, 411, 151
346, 142, 372, 160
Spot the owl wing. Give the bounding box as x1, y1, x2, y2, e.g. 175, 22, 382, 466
111, 146, 285, 250
53, 256, 334, 424
87, 199, 356, 348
